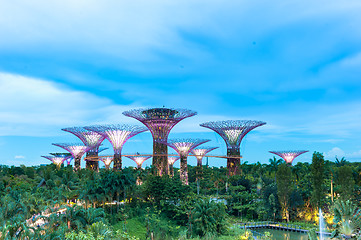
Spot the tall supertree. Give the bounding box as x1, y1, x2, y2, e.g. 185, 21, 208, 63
200, 120, 266, 176
99, 156, 113, 169
85, 124, 148, 171
160, 138, 210, 185
126, 155, 152, 169
42, 155, 71, 169
52, 143, 92, 171
191, 147, 218, 168
123, 107, 197, 176
168, 156, 180, 177
62, 127, 106, 171
269, 150, 308, 165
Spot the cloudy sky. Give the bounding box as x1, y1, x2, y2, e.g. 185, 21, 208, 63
1, 0, 361, 167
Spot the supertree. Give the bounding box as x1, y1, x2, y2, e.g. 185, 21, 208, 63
50, 152, 72, 166
123, 107, 197, 176
98, 156, 113, 169
160, 138, 210, 185
42, 155, 71, 169
66, 158, 73, 166
62, 127, 106, 171
191, 147, 218, 168
85, 124, 148, 171
200, 120, 266, 176
126, 155, 152, 169
269, 150, 308, 165
168, 156, 180, 177
52, 143, 92, 171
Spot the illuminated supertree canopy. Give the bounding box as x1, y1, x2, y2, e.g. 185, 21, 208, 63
49, 153, 72, 166
168, 156, 180, 177
191, 147, 218, 167
126, 155, 152, 169
85, 124, 148, 171
98, 156, 113, 170
66, 158, 73, 166
62, 127, 106, 171
42, 155, 70, 168
160, 138, 210, 185
200, 120, 266, 176
269, 150, 309, 165
123, 107, 197, 176
52, 143, 92, 171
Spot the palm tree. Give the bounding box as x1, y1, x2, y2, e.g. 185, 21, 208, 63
87, 221, 113, 239
331, 199, 361, 239
60, 205, 85, 230
191, 198, 227, 237
83, 207, 106, 226
335, 157, 349, 167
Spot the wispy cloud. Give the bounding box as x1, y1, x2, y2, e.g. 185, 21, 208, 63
324, 147, 361, 160
0, 72, 142, 136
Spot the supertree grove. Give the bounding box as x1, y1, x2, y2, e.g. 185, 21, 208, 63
98, 156, 113, 169
126, 155, 152, 169
52, 143, 92, 171
191, 147, 218, 167
42, 155, 71, 169
269, 150, 309, 165
85, 124, 148, 171
160, 138, 210, 184
168, 156, 180, 177
200, 120, 266, 176
62, 127, 106, 171
123, 107, 197, 176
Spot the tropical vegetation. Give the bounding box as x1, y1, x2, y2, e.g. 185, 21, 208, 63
0, 152, 360, 239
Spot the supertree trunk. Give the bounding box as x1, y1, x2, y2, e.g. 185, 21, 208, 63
196, 157, 203, 168
74, 156, 81, 172
180, 155, 188, 185
154, 141, 168, 176
169, 164, 174, 177
227, 148, 240, 176
86, 151, 99, 171
113, 153, 122, 171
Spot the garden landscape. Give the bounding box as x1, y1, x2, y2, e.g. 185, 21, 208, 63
0, 1, 361, 239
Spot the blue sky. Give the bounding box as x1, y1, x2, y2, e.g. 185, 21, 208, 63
1, 0, 361, 167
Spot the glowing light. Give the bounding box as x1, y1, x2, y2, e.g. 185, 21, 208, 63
52, 143, 91, 159
84, 132, 104, 146
191, 147, 218, 166
126, 156, 151, 168
85, 124, 148, 154
168, 156, 180, 166
42, 155, 70, 167
224, 129, 243, 145
162, 139, 210, 157
99, 156, 113, 169
123, 108, 197, 175
200, 120, 266, 149
62, 127, 105, 148
200, 120, 265, 176
269, 150, 309, 164
159, 138, 210, 185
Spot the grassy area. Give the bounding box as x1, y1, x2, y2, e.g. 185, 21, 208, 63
113, 218, 147, 240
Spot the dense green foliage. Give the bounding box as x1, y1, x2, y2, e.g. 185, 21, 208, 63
311, 152, 326, 209
0, 152, 360, 239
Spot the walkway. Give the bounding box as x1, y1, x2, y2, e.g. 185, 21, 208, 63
238, 221, 332, 237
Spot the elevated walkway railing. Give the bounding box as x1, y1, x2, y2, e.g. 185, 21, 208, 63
238, 221, 332, 236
